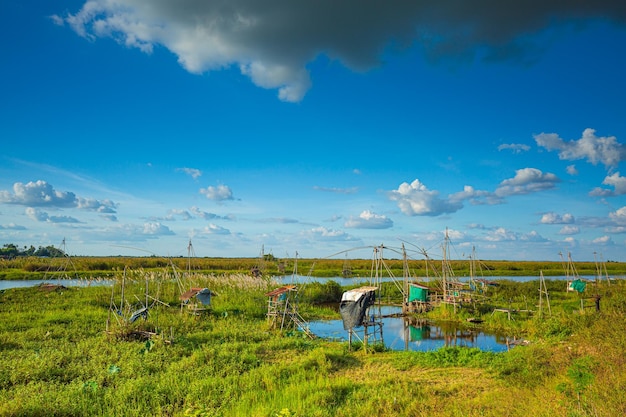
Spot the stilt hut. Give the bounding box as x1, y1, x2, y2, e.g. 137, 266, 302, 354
404, 283, 431, 314
265, 285, 314, 337
180, 287, 213, 315
339, 286, 382, 349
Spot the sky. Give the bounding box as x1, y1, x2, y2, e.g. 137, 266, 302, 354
1, 1, 626, 263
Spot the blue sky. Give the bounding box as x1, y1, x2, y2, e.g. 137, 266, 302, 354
2, 1, 626, 263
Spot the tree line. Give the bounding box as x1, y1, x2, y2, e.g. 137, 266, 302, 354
0, 243, 66, 258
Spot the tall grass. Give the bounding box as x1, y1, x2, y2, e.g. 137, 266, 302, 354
0, 274, 625, 416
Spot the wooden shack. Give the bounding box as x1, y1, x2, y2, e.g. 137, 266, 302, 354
180, 287, 213, 315
265, 285, 313, 337
403, 283, 431, 314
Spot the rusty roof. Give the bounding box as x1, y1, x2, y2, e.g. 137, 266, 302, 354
180, 287, 205, 301
265, 285, 297, 297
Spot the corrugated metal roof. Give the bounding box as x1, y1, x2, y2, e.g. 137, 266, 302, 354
265, 285, 297, 297
180, 287, 205, 301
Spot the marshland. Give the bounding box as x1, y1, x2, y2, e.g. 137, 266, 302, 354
1, 253, 626, 416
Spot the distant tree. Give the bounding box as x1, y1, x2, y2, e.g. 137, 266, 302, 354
34, 245, 66, 258
1, 243, 19, 258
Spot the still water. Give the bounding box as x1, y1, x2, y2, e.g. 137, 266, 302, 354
307, 306, 510, 352
272, 274, 603, 285
0, 279, 111, 291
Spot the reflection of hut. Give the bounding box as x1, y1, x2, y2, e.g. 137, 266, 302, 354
180, 287, 213, 315
339, 286, 382, 349
265, 285, 314, 337
342, 255, 353, 278
404, 283, 431, 314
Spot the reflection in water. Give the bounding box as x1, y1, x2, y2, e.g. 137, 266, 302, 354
308, 312, 509, 352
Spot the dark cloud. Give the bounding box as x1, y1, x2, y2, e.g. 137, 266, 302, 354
57, 1, 626, 101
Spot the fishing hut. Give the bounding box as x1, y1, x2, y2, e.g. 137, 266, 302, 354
404, 283, 431, 314
265, 285, 314, 337
339, 286, 382, 350
179, 287, 213, 315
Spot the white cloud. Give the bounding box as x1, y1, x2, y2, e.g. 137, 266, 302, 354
190, 206, 233, 220
0, 223, 27, 230
388, 179, 463, 216
566, 165, 578, 175
559, 225, 579, 235
25, 207, 80, 224
313, 186, 359, 194
301, 226, 357, 242
592, 235, 612, 245
77, 197, 117, 213
540, 212, 574, 224
1, 180, 77, 207
177, 167, 202, 180
449, 185, 499, 205
497, 143, 530, 153
200, 185, 234, 201
609, 206, 626, 225
202, 224, 231, 235
56, 2, 626, 102
495, 168, 559, 197
590, 172, 626, 197
167, 209, 192, 220
483, 227, 518, 242
535, 128, 625, 170
142, 222, 174, 235
344, 210, 393, 229
0, 180, 117, 213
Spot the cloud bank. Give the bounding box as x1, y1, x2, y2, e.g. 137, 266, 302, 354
55, 1, 626, 101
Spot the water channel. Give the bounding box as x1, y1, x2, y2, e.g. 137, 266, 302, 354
307, 305, 511, 352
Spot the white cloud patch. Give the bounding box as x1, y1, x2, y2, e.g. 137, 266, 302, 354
609, 206, 626, 225
566, 165, 578, 175
77, 197, 118, 213
483, 227, 518, 242
388, 179, 464, 216
313, 186, 359, 194
1, 180, 77, 207
177, 167, 202, 180
534, 128, 625, 170
344, 210, 393, 229
0, 223, 27, 230
55, 2, 626, 102
202, 224, 231, 235
142, 222, 174, 235
190, 206, 234, 220
0, 180, 117, 212
302, 226, 357, 242
498, 143, 530, 153
25, 207, 81, 224
495, 168, 559, 197
559, 225, 580, 235
590, 172, 626, 197
541, 212, 574, 224
200, 185, 234, 201
592, 235, 612, 245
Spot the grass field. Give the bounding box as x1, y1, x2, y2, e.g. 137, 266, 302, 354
1, 262, 626, 416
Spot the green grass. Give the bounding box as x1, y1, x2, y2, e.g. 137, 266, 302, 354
1, 274, 625, 416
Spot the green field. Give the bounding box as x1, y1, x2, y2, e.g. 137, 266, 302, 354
1, 255, 626, 280
1, 260, 625, 416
